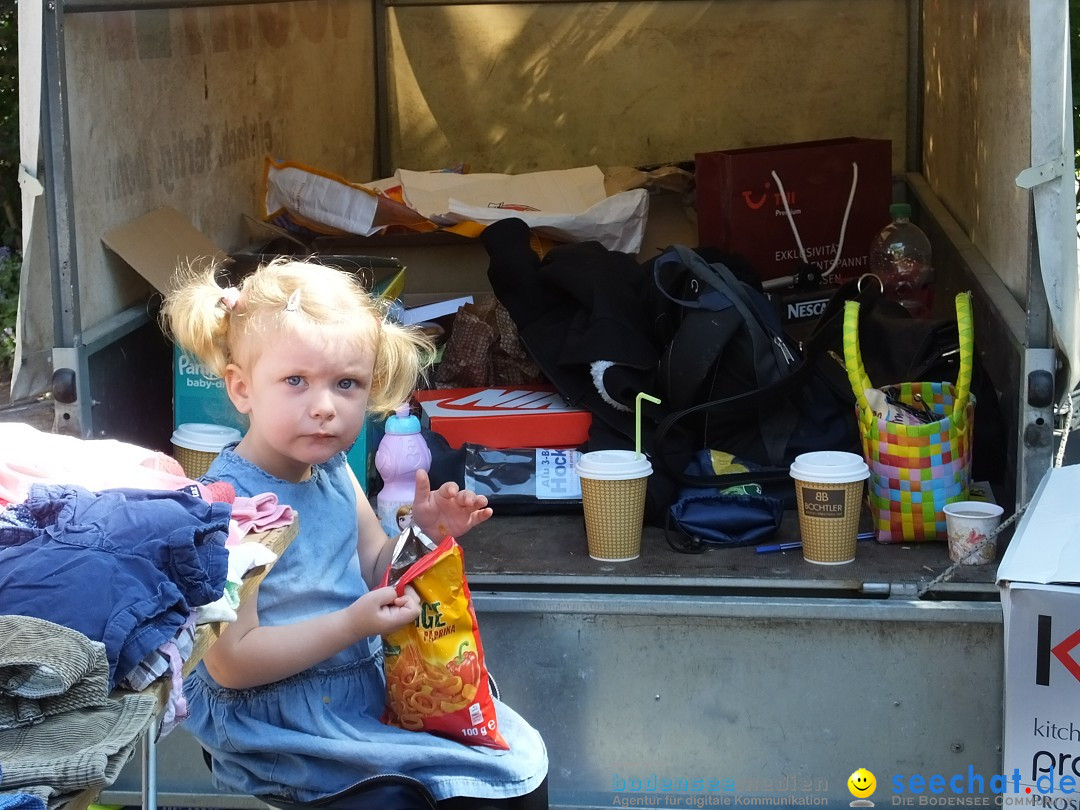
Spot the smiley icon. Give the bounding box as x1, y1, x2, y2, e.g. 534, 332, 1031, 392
848, 768, 877, 799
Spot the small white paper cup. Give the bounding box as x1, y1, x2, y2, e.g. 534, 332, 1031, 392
944, 501, 1004, 565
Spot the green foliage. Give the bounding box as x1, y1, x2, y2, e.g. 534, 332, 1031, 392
0, 1, 15, 372
1074, 0, 1080, 227
0, 1, 17, 250
0, 249, 18, 373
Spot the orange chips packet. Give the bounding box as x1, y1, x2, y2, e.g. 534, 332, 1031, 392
379, 528, 507, 749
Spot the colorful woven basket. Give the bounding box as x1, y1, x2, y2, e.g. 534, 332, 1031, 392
843, 292, 974, 543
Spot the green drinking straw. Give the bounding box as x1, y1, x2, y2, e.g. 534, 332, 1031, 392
635, 393, 662, 458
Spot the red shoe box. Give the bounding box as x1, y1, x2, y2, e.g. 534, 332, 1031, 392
416, 386, 591, 449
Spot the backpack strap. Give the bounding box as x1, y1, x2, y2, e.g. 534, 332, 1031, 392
658, 245, 793, 379
653, 246, 802, 467
652, 359, 819, 489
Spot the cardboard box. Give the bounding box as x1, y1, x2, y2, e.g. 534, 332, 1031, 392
998, 465, 1080, 799
102, 206, 401, 486
416, 386, 591, 449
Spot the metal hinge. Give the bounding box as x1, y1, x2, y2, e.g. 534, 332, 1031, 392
860, 582, 919, 599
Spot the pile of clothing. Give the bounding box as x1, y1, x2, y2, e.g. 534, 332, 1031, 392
0, 423, 289, 806
0, 615, 159, 807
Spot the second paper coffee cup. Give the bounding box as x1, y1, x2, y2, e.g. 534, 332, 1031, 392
789, 451, 870, 565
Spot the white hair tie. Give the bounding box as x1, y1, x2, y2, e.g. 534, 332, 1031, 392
219, 287, 241, 312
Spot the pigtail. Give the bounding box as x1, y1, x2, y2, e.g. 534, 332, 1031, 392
160, 263, 236, 378
369, 316, 435, 417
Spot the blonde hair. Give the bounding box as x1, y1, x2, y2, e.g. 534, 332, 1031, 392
160, 257, 433, 417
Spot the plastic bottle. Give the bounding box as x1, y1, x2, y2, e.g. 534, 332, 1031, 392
869, 202, 934, 317
375, 404, 432, 537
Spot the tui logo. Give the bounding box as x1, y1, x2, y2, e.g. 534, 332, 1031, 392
1035, 614, 1080, 686
740, 181, 795, 211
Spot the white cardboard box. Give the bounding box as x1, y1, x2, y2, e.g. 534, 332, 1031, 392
997, 465, 1080, 798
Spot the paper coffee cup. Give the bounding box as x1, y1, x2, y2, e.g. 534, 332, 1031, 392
789, 451, 870, 565
171, 422, 242, 478
575, 450, 652, 562
944, 501, 1004, 565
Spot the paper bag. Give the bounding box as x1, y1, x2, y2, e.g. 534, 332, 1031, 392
695, 138, 892, 283
396, 166, 649, 253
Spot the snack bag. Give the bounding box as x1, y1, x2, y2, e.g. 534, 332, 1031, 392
379, 526, 507, 749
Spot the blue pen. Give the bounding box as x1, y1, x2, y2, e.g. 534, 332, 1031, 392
755, 531, 875, 554
754, 541, 803, 554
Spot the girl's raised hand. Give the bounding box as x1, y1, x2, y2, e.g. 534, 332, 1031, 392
410, 469, 493, 541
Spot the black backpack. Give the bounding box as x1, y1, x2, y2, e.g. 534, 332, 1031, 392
643, 245, 860, 504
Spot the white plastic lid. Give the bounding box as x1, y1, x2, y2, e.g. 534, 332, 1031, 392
789, 450, 870, 484
171, 423, 242, 453
575, 449, 653, 481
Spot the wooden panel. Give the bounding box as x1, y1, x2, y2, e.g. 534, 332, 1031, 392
921, 0, 1031, 302
386, 0, 910, 173
64, 1, 376, 331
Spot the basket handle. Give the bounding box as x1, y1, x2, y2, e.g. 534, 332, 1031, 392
842, 300, 875, 428
951, 291, 974, 426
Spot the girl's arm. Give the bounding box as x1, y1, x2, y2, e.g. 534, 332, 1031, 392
202, 470, 416, 689
201, 582, 416, 689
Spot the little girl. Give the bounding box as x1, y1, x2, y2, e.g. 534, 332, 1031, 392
162, 258, 548, 808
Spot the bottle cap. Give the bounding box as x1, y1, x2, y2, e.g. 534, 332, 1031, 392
384, 404, 421, 435
889, 202, 912, 219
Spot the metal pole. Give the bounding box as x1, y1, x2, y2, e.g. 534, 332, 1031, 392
42, 0, 92, 436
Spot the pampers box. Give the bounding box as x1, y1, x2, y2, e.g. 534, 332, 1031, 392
174, 346, 246, 432
998, 465, 1080, 799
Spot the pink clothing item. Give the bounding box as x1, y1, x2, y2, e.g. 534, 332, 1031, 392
229, 492, 295, 539
0, 423, 205, 506
159, 640, 189, 736
200, 480, 237, 504
144, 453, 187, 478
225, 520, 245, 548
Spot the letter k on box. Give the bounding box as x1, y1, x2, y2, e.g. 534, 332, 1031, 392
998, 465, 1080, 797
416, 386, 591, 449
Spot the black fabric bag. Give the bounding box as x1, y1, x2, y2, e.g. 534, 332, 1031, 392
644, 246, 859, 495
663, 449, 785, 553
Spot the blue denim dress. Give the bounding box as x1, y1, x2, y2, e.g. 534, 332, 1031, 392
184, 448, 548, 804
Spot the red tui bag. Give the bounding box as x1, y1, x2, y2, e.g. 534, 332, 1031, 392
696, 137, 892, 284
